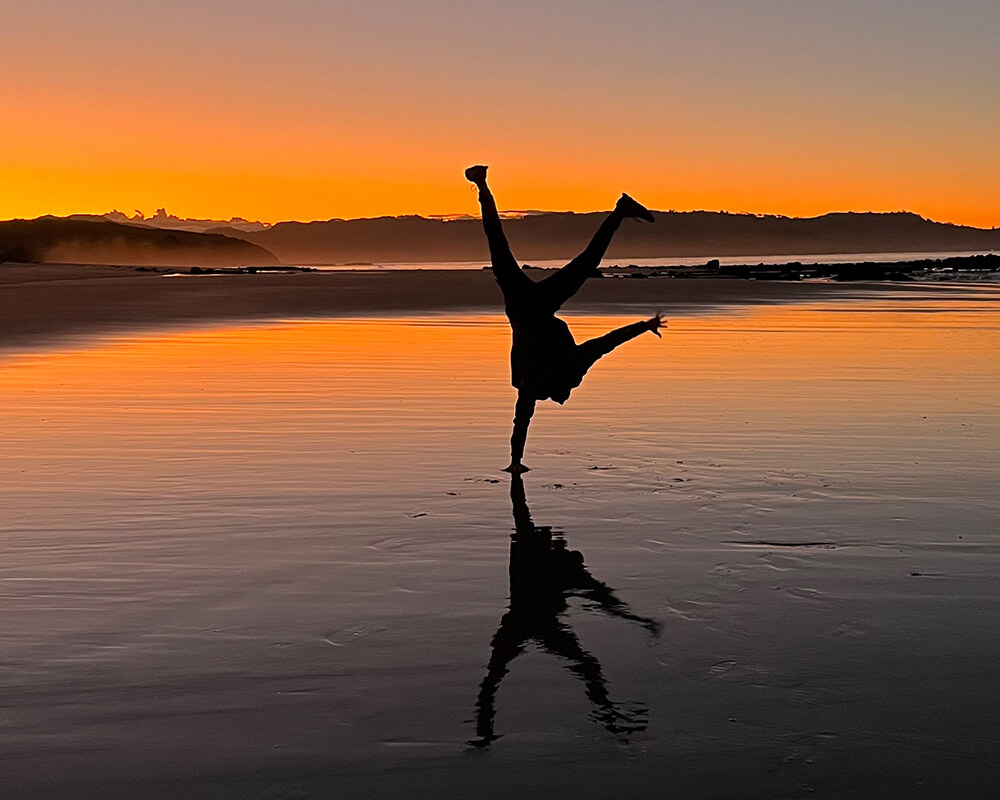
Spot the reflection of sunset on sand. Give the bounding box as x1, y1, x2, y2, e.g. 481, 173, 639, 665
2, 294, 999, 796
7, 261, 990, 349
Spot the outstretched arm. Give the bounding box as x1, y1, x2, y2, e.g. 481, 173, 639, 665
576, 315, 665, 367
505, 393, 535, 474
579, 582, 662, 638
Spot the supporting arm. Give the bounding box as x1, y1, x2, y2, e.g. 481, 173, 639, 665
505, 393, 536, 473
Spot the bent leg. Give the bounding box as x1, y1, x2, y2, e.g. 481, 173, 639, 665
541, 621, 648, 736
539, 210, 623, 309
471, 613, 526, 746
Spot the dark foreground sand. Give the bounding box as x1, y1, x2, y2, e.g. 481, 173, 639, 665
0, 263, 958, 347
2, 296, 999, 799
3, 264, 999, 798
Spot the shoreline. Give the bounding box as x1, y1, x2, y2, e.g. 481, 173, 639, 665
3, 261, 999, 351
603, 252, 1000, 281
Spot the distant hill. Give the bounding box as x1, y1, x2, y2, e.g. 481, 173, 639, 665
216, 211, 1000, 265
0, 217, 279, 267
7, 211, 996, 268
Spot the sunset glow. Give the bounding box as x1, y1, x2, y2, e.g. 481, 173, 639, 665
4, 1, 998, 226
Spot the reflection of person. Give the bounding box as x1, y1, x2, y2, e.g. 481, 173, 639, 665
466, 165, 665, 473
469, 473, 660, 748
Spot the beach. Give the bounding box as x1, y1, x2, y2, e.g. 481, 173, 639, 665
2, 267, 999, 798
0, 261, 974, 347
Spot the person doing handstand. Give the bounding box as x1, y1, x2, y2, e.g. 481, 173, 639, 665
465, 165, 664, 473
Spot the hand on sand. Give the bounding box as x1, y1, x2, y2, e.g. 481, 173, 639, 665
647, 314, 666, 338
466, 733, 501, 750
503, 462, 531, 474
465, 165, 488, 186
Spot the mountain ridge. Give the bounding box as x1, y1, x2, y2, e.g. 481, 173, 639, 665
213, 210, 1000, 264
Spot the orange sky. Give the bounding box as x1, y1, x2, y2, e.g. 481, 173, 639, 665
3, 1, 998, 227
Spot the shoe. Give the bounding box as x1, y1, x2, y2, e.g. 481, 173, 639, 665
465, 165, 488, 184
616, 193, 654, 222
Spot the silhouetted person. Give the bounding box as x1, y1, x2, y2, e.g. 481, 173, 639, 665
469, 473, 660, 747
466, 165, 664, 473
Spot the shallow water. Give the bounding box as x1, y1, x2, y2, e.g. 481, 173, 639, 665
296, 249, 996, 270
1, 291, 999, 798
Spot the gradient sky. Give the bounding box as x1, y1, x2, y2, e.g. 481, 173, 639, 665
4, 0, 998, 226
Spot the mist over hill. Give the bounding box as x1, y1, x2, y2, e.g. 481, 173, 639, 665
214, 211, 1000, 265
101, 208, 271, 233
0, 217, 279, 267
61, 209, 271, 234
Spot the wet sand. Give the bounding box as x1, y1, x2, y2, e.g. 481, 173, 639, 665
0, 262, 961, 347
2, 273, 999, 798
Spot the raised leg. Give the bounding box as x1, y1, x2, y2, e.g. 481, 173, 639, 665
466, 166, 531, 298
538, 211, 622, 310
539, 620, 648, 735
539, 194, 654, 311
470, 612, 527, 747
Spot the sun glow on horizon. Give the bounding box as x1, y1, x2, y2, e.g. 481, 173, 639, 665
3, 1, 998, 228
